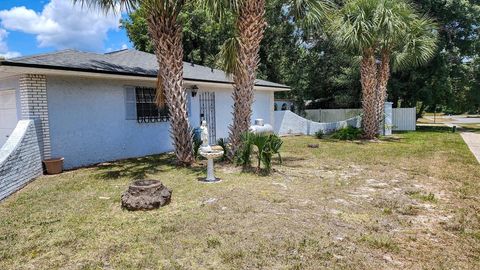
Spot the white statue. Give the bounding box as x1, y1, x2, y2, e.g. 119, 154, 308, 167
199, 120, 212, 152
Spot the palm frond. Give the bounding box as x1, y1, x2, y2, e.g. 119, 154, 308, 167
216, 36, 241, 76
392, 15, 438, 71
290, 0, 335, 26
194, 0, 243, 21
73, 0, 139, 13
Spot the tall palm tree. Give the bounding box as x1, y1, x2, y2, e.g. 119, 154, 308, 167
75, 0, 194, 165
331, 0, 437, 139
201, 0, 329, 157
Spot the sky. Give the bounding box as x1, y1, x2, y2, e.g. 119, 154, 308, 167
0, 0, 132, 58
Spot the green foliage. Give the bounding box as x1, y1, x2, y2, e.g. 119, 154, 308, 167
193, 136, 202, 160
235, 132, 254, 168
118, 0, 479, 115
331, 126, 362, 140
121, 3, 234, 67
389, 0, 480, 114
236, 132, 283, 174
216, 138, 229, 161
314, 130, 324, 139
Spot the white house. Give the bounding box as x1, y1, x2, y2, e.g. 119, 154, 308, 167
0, 49, 289, 170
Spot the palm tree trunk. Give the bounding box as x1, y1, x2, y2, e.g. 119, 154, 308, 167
375, 50, 390, 134
228, 0, 267, 157
147, 13, 194, 166
360, 48, 378, 139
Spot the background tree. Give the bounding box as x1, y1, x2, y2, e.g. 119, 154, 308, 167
122, 3, 234, 67
122, 0, 478, 121
78, 0, 195, 166
331, 0, 437, 139
390, 0, 480, 115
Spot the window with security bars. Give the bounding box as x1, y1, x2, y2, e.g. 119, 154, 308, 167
135, 87, 170, 123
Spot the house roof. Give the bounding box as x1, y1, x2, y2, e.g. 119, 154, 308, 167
0, 49, 289, 90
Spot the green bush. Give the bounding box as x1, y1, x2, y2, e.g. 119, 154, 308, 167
236, 132, 283, 173
331, 126, 362, 140
314, 130, 324, 139
193, 137, 203, 160
235, 132, 254, 168
216, 138, 229, 161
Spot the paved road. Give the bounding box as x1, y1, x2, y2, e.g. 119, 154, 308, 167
424, 115, 480, 125
461, 132, 480, 163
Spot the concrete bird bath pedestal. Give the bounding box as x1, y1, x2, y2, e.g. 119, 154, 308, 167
199, 149, 224, 183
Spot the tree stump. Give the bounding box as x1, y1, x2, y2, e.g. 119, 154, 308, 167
121, 180, 172, 211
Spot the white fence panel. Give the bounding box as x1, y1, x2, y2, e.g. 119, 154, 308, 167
305, 107, 416, 131
274, 111, 361, 136
392, 108, 416, 131
305, 109, 362, 122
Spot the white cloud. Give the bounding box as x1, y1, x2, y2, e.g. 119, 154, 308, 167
0, 28, 21, 59
0, 0, 121, 52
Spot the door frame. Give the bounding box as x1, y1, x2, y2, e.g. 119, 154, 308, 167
198, 91, 217, 144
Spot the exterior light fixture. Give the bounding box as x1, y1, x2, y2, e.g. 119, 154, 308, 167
191, 85, 198, 97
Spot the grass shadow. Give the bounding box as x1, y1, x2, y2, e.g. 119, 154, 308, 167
415, 125, 455, 133
95, 154, 177, 180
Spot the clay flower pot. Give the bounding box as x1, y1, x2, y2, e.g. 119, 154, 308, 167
43, 157, 64, 175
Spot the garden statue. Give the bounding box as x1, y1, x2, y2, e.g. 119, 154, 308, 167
199, 120, 212, 152
198, 120, 223, 182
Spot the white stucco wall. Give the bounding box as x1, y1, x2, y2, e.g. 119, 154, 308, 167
47, 76, 172, 169
47, 76, 275, 169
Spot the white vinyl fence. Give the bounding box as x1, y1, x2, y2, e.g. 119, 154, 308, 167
305, 109, 362, 123
304, 107, 416, 131
274, 110, 361, 136
392, 108, 416, 131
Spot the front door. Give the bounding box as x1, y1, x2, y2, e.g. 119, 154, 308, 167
199, 91, 216, 144
0, 90, 18, 147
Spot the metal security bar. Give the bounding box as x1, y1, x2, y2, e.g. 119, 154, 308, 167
135, 87, 169, 123
199, 91, 216, 144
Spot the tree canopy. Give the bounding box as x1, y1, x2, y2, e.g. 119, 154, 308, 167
121, 0, 480, 114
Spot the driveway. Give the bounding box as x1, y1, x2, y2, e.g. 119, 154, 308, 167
461, 132, 480, 163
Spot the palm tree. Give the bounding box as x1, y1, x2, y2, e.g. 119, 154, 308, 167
331, 0, 437, 139
75, 0, 194, 165
201, 0, 329, 157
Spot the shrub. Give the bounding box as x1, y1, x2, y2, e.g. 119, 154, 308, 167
193, 137, 202, 160
331, 126, 362, 140
260, 134, 283, 173
314, 130, 324, 139
237, 132, 283, 173
216, 138, 229, 161
235, 132, 254, 168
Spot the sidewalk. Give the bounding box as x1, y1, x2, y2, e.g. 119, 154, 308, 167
461, 132, 480, 163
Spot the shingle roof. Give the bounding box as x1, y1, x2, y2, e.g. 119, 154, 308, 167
0, 49, 289, 89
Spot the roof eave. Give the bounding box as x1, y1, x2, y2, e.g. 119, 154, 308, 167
0, 61, 291, 91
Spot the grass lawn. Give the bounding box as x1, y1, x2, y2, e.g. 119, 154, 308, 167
1, 128, 479, 269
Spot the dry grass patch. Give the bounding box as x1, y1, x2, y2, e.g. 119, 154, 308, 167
0, 128, 479, 269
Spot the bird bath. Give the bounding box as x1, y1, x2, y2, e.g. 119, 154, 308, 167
197, 120, 223, 183
199, 149, 224, 183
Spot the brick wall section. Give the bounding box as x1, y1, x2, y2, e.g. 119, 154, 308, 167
0, 120, 43, 201
19, 74, 50, 159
